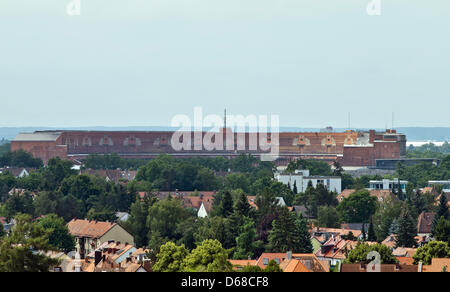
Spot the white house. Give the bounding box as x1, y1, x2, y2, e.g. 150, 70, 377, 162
276, 169, 342, 194
369, 178, 407, 192
197, 202, 209, 218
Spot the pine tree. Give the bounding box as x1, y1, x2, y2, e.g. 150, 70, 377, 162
234, 192, 251, 218
408, 190, 425, 215
432, 217, 450, 243
395, 207, 417, 248
361, 223, 367, 241
233, 217, 263, 260
367, 218, 377, 242
267, 208, 312, 253
295, 213, 313, 253
432, 194, 449, 236
293, 181, 298, 195
220, 191, 234, 218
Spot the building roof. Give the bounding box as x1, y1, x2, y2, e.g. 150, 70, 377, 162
417, 212, 435, 234
341, 263, 417, 272
392, 247, 417, 258
396, 257, 414, 265
256, 253, 328, 272
67, 219, 116, 239
80, 169, 137, 184
280, 259, 311, 272
421, 258, 450, 272
338, 189, 398, 203
13, 132, 62, 142
229, 260, 258, 270
337, 189, 355, 201
291, 205, 315, 218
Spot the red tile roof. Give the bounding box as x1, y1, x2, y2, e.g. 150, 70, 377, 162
417, 212, 435, 234
67, 219, 116, 238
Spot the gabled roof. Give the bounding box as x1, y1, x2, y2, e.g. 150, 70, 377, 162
256, 253, 328, 272
229, 260, 258, 270
341, 263, 417, 272
67, 219, 116, 239
280, 259, 311, 272
392, 247, 417, 258
417, 212, 435, 234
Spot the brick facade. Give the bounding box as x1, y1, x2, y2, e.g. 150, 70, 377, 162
11, 129, 406, 167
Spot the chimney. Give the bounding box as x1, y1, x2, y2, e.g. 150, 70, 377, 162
287, 251, 292, 260
369, 130, 375, 144
94, 250, 102, 266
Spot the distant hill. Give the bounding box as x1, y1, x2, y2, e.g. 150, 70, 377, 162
0, 127, 448, 142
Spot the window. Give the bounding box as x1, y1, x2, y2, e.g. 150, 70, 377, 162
263, 258, 269, 265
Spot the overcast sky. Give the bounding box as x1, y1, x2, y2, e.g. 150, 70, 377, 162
1, 0, 449, 128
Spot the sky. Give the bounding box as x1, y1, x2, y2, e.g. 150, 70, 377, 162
0, 0, 449, 128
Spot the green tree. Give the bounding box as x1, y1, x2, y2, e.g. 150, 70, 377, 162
0, 214, 59, 272
432, 194, 449, 234
264, 260, 283, 272
372, 198, 403, 242
367, 217, 377, 242
344, 243, 397, 264
153, 241, 189, 272
3, 192, 34, 220
395, 207, 417, 248
182, 239, 233, 272
337, 190, 377, 223
408, 190, 426, 217
125, 197, 154, 247
38, 214, 75, 253
317, 205, 340, 228
234, 192, 252, 218
292, 181, 298, 195
0, 150, 43, 168
147, 198, 191, 251
233, 217, 263, 260
432, 217, 450, 243
413, 241, 450, 265
220, 191, 234, 218
267, 208, 312, 253
0, 221, 5, 238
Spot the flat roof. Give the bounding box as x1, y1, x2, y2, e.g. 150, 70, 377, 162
13, 132, 62, 142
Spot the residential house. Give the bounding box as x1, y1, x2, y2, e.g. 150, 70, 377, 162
419, 258, 450, 272
80, 169, 137, 184
337, 189, 398, 203
229, 260, 258, 271
115, 212, 130, 222
417, 212, 435, 237
67, 219, 134, 259
276, 169, 342, 194
0, 167, 35, 178
256, 252, 329, 272
369, 178, 408, 193
315, 234, 377, 268
0, 217, 15, 232
246, 196, 286, 211
311, 227, 362, 253
341, 263, 417, 272
291, 205, 314, 219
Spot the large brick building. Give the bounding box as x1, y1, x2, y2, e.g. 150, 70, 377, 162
11, 129, 406, 167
